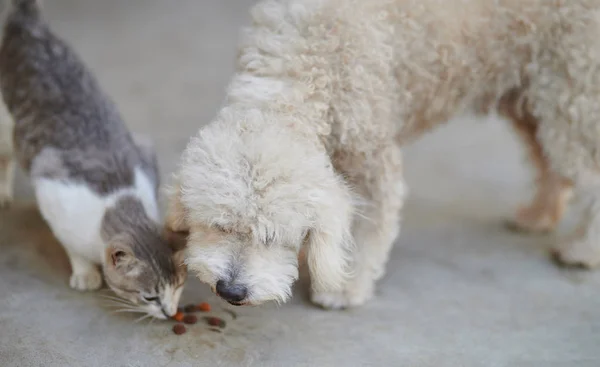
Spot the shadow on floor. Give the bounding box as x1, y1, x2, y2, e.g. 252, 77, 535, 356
0, 204, 71, 286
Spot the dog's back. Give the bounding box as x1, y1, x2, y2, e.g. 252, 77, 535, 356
384, 0, 600, 139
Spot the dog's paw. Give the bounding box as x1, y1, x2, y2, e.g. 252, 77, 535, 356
505, 206, 557, 234
310, 284, 373, 310
311, 291, 356, 310
551, 239, 600, 269
70, 269, 103, 291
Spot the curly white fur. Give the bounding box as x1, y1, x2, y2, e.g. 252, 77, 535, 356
168, 0, 600, 309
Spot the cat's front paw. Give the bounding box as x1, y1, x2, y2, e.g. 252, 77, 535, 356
70, 269, 103, 291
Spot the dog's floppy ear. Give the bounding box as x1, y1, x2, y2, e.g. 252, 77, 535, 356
164, 179, 190, 234
305, 185, 355, 293
164, 228, 188, 270
163, 183, 190, 270
163, 226, 188, 252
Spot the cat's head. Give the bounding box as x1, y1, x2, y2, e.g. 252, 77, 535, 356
102, 228, 187, 319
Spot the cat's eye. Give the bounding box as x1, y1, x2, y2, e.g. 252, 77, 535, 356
143, 296, 159, 302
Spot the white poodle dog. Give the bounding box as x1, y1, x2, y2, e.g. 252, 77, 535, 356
167, 0, 600, 309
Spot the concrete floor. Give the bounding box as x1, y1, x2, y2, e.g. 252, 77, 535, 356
1, 1, 600, 366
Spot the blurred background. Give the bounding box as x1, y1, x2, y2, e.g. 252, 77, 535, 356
0, 1, 599, 366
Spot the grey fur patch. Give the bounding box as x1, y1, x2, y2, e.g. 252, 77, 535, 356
0, 1, 158, 195
30, 142, 158, 196
101, 195, 180, 283
132, 134, 160, 196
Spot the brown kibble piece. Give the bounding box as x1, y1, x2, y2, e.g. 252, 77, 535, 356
196, 302, 211, 312
183, 304, 197, 313
205, 317, 226, 328
172, 311, 184, 322
172, 324, 186, 335
183, 314, 197, 324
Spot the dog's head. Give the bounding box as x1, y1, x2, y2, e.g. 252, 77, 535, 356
167, 110, 354, 306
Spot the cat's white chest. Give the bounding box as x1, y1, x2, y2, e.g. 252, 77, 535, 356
33, 168, 159, 264
34, 178, 109, 263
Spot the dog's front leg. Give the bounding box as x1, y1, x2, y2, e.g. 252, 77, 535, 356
552, 191, 600, 268
499, 90, 573, 233
311, 144, 406, 309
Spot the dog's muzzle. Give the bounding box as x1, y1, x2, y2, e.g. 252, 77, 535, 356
216, 280, 248, 306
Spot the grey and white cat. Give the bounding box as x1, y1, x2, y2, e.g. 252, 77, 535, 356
0, 0, 187, 319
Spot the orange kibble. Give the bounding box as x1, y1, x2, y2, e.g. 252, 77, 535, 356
196, 302, 211, 312
172, 311, 184, 322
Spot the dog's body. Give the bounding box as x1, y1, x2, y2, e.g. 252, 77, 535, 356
169, 0, 600, 308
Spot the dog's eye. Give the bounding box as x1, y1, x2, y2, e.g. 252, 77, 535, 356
143, 296, 159, 302
264, 231, 275, 246
301, 229, 309, 240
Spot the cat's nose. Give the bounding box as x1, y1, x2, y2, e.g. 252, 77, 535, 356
161, 303, 177, 318
216, 280, 247, 305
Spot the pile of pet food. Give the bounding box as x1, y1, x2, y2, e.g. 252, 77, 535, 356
171, 302, 227, 335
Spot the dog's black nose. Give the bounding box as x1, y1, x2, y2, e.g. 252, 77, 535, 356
216, 280, 247, 304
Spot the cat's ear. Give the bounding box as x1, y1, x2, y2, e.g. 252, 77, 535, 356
106, 240, 139, 276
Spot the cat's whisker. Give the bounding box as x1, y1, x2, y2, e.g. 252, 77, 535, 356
102, 299, 137, 308
103, 303, 136, 311
134, 314, 153, 323
106, 300, 135, 308
113, 308, 146, 314
115, 307, 142, 312
100, 295, 127, 302
109, 307, 139, 313
98, 293, 122, 299
99, 296, 137, 308
101, 301, 120, 308
100, 297, 133, 304
99, 294, 134, 303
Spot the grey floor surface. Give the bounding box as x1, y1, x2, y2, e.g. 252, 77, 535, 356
1, 1, 599, 366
